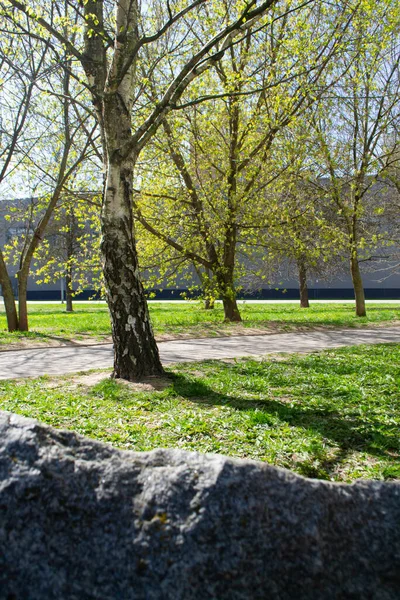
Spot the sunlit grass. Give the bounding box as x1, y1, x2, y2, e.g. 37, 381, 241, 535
1, 343, 399, 482
0, 301, 399, 347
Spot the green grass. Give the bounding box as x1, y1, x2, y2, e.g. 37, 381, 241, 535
0, 301, 399, 347
1, 343, 399, 482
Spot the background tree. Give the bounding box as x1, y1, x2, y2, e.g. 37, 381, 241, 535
0, 21, 49, 330
243, 170, 347, 307
134, 1, 358, 322
32, 192, 102, 312
0, 49, 99, 331
308, 3, 400, 316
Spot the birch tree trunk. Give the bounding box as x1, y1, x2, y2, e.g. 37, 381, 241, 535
90, 0, 164, 380
102, 154, 163, 379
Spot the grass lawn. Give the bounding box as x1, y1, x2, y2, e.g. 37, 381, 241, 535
0, 301, 399, 348
1, 343, 399, 482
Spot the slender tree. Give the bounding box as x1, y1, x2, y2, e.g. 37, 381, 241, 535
0, 21, 49, 330
1, 61, 98, 330
308, 2, 400, 316
27, 192, 102, 312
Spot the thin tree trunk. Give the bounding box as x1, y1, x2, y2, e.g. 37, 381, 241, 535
17, 269, 29, 332
220, 96, 241, 324
197, 266, 215, 310
65, 271, 73, 313
102, 158, 164, 380
0, 251, 18, 331
218, 261, 241, 322
217, 271, 241, 322
13, 66, 75, 333
204, 297, 215, 310
350, 254, 366, 317
65, 211, 74, 312
297, 258, 310, 308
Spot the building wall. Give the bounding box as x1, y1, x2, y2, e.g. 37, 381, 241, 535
1, 197, 400, 300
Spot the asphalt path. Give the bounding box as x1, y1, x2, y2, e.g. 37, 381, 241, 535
0, 326, 399, 380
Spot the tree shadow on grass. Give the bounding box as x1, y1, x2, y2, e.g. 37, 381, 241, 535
169, 366, 399, 478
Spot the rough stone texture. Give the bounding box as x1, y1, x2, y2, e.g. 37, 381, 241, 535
0, 411, 399, 600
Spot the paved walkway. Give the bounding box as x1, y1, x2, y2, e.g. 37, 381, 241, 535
0, 326, 399, 380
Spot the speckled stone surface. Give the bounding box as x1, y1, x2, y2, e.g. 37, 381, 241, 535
0, 410, 399, 599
